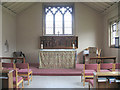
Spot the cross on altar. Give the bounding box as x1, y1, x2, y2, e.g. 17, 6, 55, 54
57, 31, 60, 36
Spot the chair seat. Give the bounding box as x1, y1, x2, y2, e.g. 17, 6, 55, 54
22, 76, 31, 80
89, 79, 94, 87
18, 69, 32, 74
85, 78, 93, 82
100, 69, 111, 72
83, 70, 96, 76
13, 76, 23, 84
115, 69, 120, 72
3, 68, 19, 70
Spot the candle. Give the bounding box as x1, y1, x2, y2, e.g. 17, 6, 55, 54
41, 44, 43, 49
73, 44, 75, 49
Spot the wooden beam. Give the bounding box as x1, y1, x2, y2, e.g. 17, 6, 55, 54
2, 4, 16, 14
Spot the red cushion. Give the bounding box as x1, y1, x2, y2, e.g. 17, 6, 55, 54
18, 69, 32, 74
13, 76, 23, 84
115, 69, 120, 72
83, 70, 96, 75
85, 64, 98, 71
100, 70, 111, 72
109, 69, 120, 72
101, 63, 113, 69
85, 79, 93, 82
89, 79, 94, 87
116, 63, 120, 69
3, 68, 19, 70
16, 63, 28, 69
2, 63, 14, 68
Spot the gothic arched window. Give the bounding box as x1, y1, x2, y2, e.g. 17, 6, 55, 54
44, 5, 73, 35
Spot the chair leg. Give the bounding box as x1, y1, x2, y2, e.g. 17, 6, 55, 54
22, 80, 24, 88
81, 76, 82, 82
89, 82, 90, 90
83, 76, 85, 86
16, 85, 18, 90
16, 84, 18, 89
27, 74, 29, 85
31, 73, 32, 81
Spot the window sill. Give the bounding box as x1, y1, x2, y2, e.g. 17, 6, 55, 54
110, 45, 120, 48
43, 34, 74, 36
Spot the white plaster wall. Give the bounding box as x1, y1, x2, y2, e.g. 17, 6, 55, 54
75, 3, 104, 53
16, 2, 104, 63
0, 5, 2, 57
0, 4, 2, 89
16, 3, 42, 63
103, 6, 119, 62
2, 9, 16, 62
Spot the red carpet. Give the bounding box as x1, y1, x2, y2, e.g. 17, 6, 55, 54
29, 64, 83, 76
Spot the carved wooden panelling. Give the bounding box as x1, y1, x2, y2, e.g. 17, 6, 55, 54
40, 36, 78, 49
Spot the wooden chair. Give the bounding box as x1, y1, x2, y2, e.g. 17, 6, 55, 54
16, 63, 32, 85
98, 63, 115, 72
115, 63, 120, 72
0, 62, 2, 70
13, 69, 24, 89
97, 49, 101, 57
82, 64, 98, 86
85, 47, 97, 64
1, 63, 24, 89
2, 63, 16, 69
88, 79, 94, 89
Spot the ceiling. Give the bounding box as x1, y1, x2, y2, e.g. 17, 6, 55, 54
2, 2, 36, 14
83, 2, 118, 14
1, 1, 119, 15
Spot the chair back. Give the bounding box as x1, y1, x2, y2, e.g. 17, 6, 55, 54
2, 63, 15, 69
89, 47, 97, 57
88, 47, 97, 63
0, 62, 2, 70
12, 69, 18, 85
115, 63, 120, 69
100, 63, 113, 70
97, 49, 101, 57
16, 63, 29, 69
85, 64, 98, 71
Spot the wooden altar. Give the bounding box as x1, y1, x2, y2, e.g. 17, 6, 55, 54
39, 49, 76, 69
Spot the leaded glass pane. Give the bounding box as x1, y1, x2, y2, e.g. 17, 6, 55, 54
51, 7, 58, 14
46, 27, 54, 34
55, 11, 62, 34
64, 27, 72, 34
60, 7, 66, 14
64, 11, 72, 34
46, 11, 53, 34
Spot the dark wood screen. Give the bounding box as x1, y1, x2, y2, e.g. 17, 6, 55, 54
40, 36, 78, 49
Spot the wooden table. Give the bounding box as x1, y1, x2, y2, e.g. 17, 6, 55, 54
0, 57, 25, 63
94, 72, 120, 76
90, 57, 116, 63
93, 72, 120, 88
